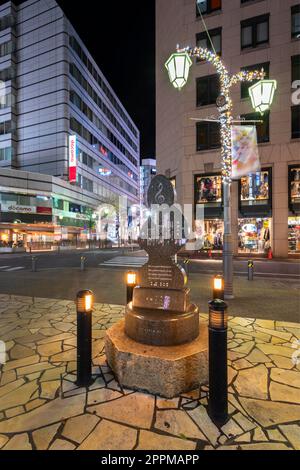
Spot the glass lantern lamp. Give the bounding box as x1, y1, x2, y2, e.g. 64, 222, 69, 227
249, 79, 277, 115
165, 52, 192, 90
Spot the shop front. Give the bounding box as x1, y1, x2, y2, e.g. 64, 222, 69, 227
194, 174, 224, 251
288, 166, 300, 255
238, 168, 272, 255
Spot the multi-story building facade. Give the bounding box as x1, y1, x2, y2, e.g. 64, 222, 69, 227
140, 158, 157, 207
156, 0, 300, 258
0, 0, 140, 250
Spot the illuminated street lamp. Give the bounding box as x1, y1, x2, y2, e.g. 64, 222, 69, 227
76, 290, 94, 386
165, 46, 276, 299
249, 79, 277, 115
126, 271, 137, 304
165, 52, 192, 90
213, 275, 224, 300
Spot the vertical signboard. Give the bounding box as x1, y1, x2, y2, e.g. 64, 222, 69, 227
69, 135, 77, 183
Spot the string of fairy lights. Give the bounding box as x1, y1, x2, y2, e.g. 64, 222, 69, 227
177, 45, 265, 181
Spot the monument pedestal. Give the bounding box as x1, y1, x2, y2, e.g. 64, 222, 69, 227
105, 319, 208, 398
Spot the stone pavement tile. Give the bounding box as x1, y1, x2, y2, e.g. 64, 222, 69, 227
40, 366, 65, 382
234, 364, 268, 400
230, 318, 254, 327
88, 377, 106, 391
270, 382, 300, 404
5, 406, 25, 418
88, 392, 155, 429
50, 349, 76, 362
266, 429, 287, 442
55, 323, 74, 333
221, 419, 244, 439
255, 319, 275, 329
271, 368, 300, 388
253, 427, 268, 442
256, 344, 294, 359
32, 423, 61, 450
0, 378, 25, 398
157, 398, 179, 409
233, 412, 258, 432
26, 399, 47, 412
137, 430, 196, 451
2, 433, 32, 450
235, 432, 251, 443
62, 414, 100, 444
3, 354, 40, 372
188, 406, 220, 446
87, 388, 122, 406
155, 410, 206, 440
40, 381, 60, 400
230, 341, 255, 355
17, 362, 55, 376
255, 326, 292, 342
232, 358, 253, 370
78, 420, 137, 451
0, 434, 9, 449
0, 381, 38, 410
269, 355, 295, 370
49, 439, 76, 450
228, 366, 238, 385
37, 333, 74, 345
239, 443, 290, 450
279, 425, 300, 450
247, 349, 271, 363
239, 398, 300, 427
0, 394, 86, 433
10, 344, 35, 360
39, 328, 62, 337
37, 342, 62, 357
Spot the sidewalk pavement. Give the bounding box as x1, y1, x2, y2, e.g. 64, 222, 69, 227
0, 294, 300, 451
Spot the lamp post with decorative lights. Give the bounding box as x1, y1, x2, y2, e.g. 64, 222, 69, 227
165, 48, 276, 299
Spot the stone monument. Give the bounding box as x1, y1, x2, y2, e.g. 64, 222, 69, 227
125, 175, 199, 346
105, 175, 208, 398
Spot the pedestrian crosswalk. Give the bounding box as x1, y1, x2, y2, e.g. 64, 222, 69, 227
99, 256, 148, 268
0, 266, 25, 272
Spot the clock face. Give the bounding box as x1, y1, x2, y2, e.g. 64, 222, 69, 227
216, 94, 227, 108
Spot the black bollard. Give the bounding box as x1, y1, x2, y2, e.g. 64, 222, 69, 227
80, 256, 86, 272
76, 290, 93, 387
31, 256, 37, 272
126, 271, 137, 304
248, 260, 254, 281
213, 274, 224, 300
208, 299, 229, 426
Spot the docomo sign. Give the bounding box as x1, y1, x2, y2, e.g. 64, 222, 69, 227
1, 204, 36, 214
69, 135, 77, 183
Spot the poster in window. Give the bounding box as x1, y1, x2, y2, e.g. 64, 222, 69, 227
195, 175, 222, 204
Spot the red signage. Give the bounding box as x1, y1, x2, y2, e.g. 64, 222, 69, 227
37, 207, 52, 215
69, 135, 77, 183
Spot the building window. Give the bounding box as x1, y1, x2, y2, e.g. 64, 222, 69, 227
0, 15, 15, 33
292, 106, 300, 139
196, 0, 221, 16
292, 5, 300, 38
0, 120, 11, 135
196, 28, 222, 57
196, 122, 220, 151
241, 63, 269, 99
292, 55, 300, 82
240, 170, 271, 205
0, 147, 11, 161
0, 41, 14, 58
241, 15, 269, 49
196, 74, 220, 107
195, 175, 222, 203
289, 166, 300, 206
241, 112, 270, 143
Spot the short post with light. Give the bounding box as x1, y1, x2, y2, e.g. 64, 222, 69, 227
208, 299, 229, 426
126, 271, 137, 304
76, 290, 94, 387
213, 275, 224, 300
248, 260, 254, 281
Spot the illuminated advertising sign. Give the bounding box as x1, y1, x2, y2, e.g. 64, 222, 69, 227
69, 135, 77, 183
99, 168, 112, 177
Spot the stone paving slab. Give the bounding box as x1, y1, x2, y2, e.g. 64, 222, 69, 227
0, 295, 300, 451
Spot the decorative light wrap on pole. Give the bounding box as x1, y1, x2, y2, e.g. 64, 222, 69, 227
165, 46, 266, 181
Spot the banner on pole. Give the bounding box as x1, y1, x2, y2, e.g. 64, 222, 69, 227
231, 125, 260, 180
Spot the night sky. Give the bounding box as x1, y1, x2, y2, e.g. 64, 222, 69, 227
9, 0, 156, 158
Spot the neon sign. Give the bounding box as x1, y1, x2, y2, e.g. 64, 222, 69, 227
69, 135, 77, 183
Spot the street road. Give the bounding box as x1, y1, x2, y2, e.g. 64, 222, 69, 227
0, 249, 299, 322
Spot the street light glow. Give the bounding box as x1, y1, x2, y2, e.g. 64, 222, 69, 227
165, 52, 192, 90
249, 79, 277, 115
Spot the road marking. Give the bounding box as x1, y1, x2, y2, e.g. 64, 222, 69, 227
99, 256, 148, 268
0, 266, 10, 270
2, 266, 25, 272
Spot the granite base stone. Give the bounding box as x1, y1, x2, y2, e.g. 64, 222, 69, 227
105, 319, 208, 398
